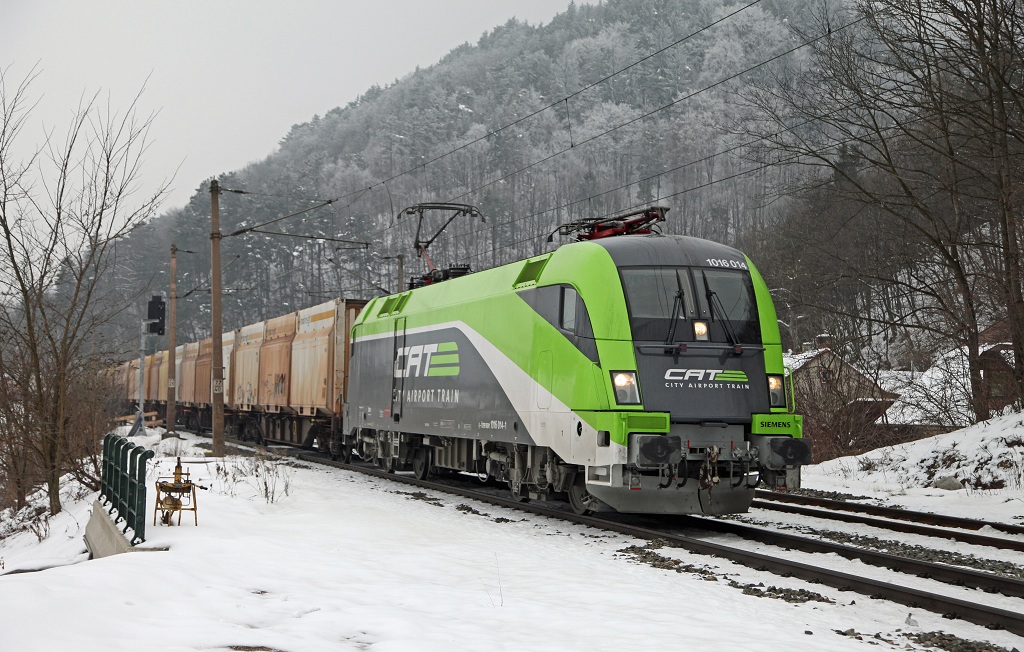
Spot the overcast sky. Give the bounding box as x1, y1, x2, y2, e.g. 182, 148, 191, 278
1, 1, 574, 212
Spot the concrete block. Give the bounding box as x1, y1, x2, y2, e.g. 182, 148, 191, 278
84, 500, 165, 559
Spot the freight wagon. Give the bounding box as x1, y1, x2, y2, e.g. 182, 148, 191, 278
129, 298, 365, 451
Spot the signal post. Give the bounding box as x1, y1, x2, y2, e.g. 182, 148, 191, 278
137, 295, 166, 422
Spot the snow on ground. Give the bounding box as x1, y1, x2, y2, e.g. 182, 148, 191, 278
1, 418, 1023, 652
807, 411, 1024, 513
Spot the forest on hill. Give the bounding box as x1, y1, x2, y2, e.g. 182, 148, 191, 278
109, 0, 817, 341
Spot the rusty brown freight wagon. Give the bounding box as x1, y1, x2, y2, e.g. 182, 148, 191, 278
157, 350, 170, 403
291, 300, 337, 416
143, 350, 168, 407
257, 312, 297, 444
332, 300, 365, 415
173, 345, 184, 401
117, 296, 365, 450
258, 313, 296, 413
222, 330, 235, 408
179, 341, 200, 405
146, 352, 164, 403
233, 322, 263, 411
195, 337, 213, 407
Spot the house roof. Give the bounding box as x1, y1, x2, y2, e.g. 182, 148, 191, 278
782, 348, 827, 372
979, 320, 1011, 346
880, 342, 1013, 427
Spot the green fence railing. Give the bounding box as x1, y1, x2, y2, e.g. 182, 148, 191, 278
100, 418, 155, 545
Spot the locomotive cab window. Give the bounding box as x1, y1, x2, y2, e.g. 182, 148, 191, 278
560, 287, 578, 332
695, 268, 761, 344
621, 266, 760, 344
517, 284, 598, 363
621, 267, 696, 342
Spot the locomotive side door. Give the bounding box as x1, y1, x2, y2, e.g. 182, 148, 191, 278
390, 317, 406, 422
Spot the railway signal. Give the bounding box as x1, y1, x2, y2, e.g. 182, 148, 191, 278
147, 295, 166, 335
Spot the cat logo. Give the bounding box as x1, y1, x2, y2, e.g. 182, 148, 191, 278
664, 369, 749, 382
394, 342, 460, 378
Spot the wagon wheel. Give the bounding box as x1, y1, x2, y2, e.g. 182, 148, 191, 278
311, 425, 329, 454
186, 411, 200, 433
568, 473, 596, 516
243, 418, 263, 445
412, 447, 432, 481
340, 439, 353, 464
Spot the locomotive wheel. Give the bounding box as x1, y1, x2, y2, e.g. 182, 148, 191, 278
568, 474, 594, 516
412, 448, 432, 481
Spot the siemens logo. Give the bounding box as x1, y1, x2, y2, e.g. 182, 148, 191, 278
394, 342, 460, 378
760, 421, 791, 428
664, 369, 749, 382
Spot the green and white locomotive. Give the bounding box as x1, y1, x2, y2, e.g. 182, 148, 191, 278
344, 206, 809, 515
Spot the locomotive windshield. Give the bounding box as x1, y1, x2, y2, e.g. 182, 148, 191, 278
621, 266, 761, 344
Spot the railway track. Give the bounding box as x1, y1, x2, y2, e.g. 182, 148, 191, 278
288, 449, 1024, 637
753, 489, 1024, 551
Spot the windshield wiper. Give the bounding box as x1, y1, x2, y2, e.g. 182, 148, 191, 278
701, 271, 739, 348
665, 270, 686, 344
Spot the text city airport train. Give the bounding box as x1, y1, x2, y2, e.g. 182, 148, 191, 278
120, 206, 810, 515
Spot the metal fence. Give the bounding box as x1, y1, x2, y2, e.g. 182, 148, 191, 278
100, 417, 155, 545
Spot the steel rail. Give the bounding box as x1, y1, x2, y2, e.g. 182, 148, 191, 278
755, 489, 1024, 537
674, 514, 1024, 598
298, 453, 1024, 636
750, 499, 1024, 552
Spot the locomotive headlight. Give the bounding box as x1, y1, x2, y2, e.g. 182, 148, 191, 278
693, 320, 709, 341
611, 371, 641, 405
767, 374, 786, 408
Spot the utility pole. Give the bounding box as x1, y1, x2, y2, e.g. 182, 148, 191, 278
396, 253, 404, 293
210, 179, 225, 456
167, 244, 179, 437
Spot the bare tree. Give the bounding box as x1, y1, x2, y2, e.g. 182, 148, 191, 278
740, 0, 1024, 422
0, 66, 166, 514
